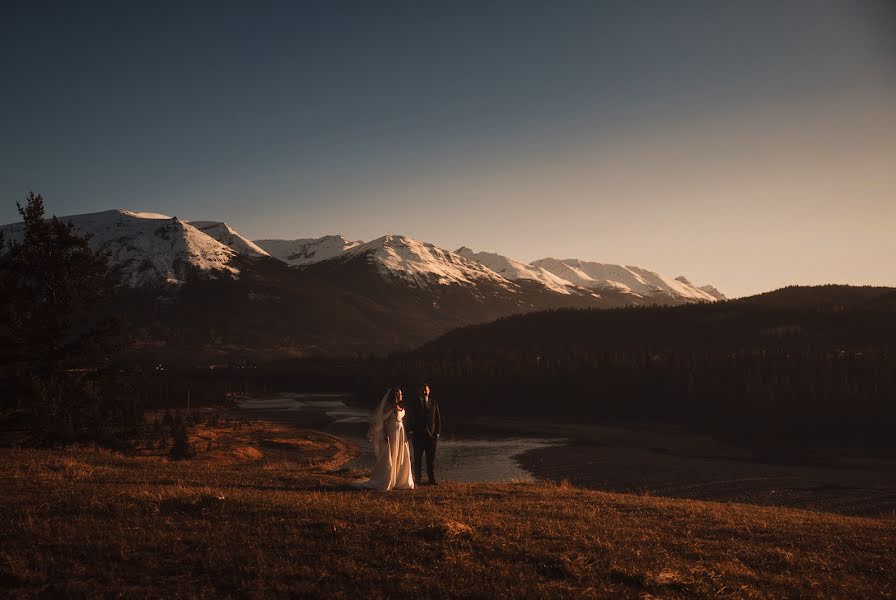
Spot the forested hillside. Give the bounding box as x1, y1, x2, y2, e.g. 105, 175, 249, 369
393, 286, 896, 447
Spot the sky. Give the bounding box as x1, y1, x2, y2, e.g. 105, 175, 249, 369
1, 1, 894, 298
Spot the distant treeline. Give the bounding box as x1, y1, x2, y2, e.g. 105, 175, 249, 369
111, 287, 896, 450
5, 283, 894, 450
392, 286, 896, 448
184, 286, 892, 447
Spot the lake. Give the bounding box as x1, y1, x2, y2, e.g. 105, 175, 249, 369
237, 392, 896, 516
236, 392, 562, 483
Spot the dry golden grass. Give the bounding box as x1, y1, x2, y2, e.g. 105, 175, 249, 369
1, 416, 893, 598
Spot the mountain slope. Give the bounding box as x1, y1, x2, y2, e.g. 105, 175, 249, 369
533, 258, 719, 302
698, 284, 727, 301
189, 221, 270, 257
295, 234, 629, 351
1, 209, 238, 287
343, 235, 514, 291
254, 235, 362, 266
526, 257, 606, 289
455, 247, 578, 295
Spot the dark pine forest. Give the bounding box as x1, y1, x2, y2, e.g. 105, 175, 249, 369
385, 285, 896, 449
97, 285, 896, 452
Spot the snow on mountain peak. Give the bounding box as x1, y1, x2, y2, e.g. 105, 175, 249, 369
698, 284, 727, 301
528, 257, 602, 289
1, 206, 725, 301
1, 209, 239, 287
254, 234, 362, 266
347, 235, 513, 289
455, 247, 574, 294
189, 221, 270, 257
120, 210, 172, 220
533, 258, 721, 302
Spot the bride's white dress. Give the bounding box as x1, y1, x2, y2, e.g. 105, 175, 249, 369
355, 403, 415, 491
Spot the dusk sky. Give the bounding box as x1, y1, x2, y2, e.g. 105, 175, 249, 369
2, 1, 894, 298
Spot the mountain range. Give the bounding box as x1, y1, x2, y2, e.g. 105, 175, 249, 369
1, 209, 725, 358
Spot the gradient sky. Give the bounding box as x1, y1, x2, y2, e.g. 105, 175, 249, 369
2, 1, 894, 297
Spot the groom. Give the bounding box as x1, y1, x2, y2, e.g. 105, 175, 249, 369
410, 383, 443, 485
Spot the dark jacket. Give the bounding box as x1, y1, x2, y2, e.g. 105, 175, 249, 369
411, 396, 443, 439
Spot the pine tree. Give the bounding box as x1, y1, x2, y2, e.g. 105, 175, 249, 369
1, 192, 115, 439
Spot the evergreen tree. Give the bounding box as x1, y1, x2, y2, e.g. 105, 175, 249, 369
0, 192, 115, 439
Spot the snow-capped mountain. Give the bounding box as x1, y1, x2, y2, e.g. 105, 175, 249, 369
295, 233, 615, 345
1, 206, 727, 356
532, 258, 721, 302
257, 234, 517, 292
454, 247, 577, 295
254, 235, 362, 266
189, 221, 270, 257
523, 258, 605, 290
697, 284, 726, 301
340, 235, 514, 291
1, 207, 724, 302
1, 209, 239, 287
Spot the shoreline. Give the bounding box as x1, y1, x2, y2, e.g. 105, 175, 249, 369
510, 424, 896, 517
234, 394, 896, 516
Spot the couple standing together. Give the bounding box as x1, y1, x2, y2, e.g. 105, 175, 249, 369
356, 384, 443, 491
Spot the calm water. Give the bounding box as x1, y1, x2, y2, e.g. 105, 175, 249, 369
237, 394, 896, 516
238, 392, 560, 483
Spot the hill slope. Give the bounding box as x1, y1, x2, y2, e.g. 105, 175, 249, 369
1, 429, 892, 598
399, 286, 896, 447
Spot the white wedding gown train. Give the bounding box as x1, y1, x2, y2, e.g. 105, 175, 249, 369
354, 405, 415, 491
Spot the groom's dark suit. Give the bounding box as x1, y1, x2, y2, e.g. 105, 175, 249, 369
410, 393, 443, 484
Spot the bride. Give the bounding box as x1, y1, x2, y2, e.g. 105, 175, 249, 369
354, 387, 415, 490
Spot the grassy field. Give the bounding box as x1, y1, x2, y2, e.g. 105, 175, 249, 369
1, 413, 894, 598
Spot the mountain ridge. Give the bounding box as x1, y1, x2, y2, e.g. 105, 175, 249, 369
1, 208, 729, 357
1, 209, 239, 287
532, 257, 722, 301
455, 247, 580, 295
254, 235, 362, 266
189, 221, 270, 258
1, 208, 726, 300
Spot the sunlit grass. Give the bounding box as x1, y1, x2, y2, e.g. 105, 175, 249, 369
1, 416, 893, 598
